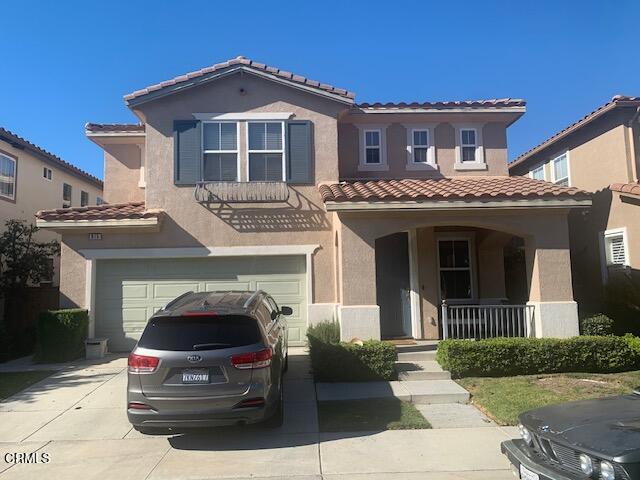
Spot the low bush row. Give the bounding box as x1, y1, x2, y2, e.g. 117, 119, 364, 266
437, 335, 640, 378
36, 309, 88, 363
307, 322, 397, 382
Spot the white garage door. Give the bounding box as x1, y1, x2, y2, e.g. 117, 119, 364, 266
94, 256, 307, 352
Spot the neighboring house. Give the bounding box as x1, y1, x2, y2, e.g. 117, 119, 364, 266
35, 56, 590, 351
509, 95, 640, 314
0, 127, 104, 285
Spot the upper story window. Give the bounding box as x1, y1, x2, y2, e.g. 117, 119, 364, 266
405, 125, 437, 169
43, 167, 52, 180
356, 125, 387, 171
81, 190, 89, 207
62, 183, 72, 208
412, 130, 429, 163
365, 130, 381, 164
551, 153, 570, 186
530, 165, 545, 181
0, 153, 16, 201
202, 121, 238, 181
248, 121, 285, 181
454, 125, 485, 170
461, 129, 477, 162
96, 196, 104, 205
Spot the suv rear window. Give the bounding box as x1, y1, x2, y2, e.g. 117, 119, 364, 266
137, 315, 262, 351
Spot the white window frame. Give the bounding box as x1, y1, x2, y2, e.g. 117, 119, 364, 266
43, 167, 52, 181
246, 120, 286, 182
599, 227, 630, 284
0, 153, 17, 201
550, 152, 571, 186
405, 124, 437, 170
436, 233, 477, 303
357, 125, 388, 171
454, 125, 486, 171
201, 121, 240, 182
529, 165, 546, 181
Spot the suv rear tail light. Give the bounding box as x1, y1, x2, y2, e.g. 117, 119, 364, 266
230, 348, 272, 369
128, 402, 152, 410
128, 353, 159, 373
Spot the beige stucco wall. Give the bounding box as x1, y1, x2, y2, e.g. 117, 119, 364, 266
0, 141, 103, 285
338, 114, 511, 179
102, 142, 144, 204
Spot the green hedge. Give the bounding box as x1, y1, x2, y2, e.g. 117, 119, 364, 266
437, 336, 640, 378
307, 322, 397, 382
35, 309, 88, 363
580, 314, 614, 336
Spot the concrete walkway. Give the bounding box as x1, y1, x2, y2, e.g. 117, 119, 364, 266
0, 348, 516, 479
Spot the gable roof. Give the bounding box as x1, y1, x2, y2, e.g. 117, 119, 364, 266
510, 95, 640, 171
610, 181, 640, 197
0, 127, 103, 189
124, 56, 355, 106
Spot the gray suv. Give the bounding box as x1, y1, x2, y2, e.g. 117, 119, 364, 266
126, 290, 291, 433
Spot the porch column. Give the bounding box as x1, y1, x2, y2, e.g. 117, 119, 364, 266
524, 213, 579, 338
337, 219, 380, 341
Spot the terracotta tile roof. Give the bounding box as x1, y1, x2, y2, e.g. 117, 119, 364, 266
319, 176, 590, 203
124, 56, 355, 104
511, 95, 640, 170
0, 127, 103, 189
85, 123, 145, 133
356, 98, 526, 110
36, 202, 162, 222
610, 182, 640, 196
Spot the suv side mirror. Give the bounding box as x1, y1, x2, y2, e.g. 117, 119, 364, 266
280, 306, 293, 316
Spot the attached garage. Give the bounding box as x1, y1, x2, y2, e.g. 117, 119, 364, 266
94, 255, 308, 351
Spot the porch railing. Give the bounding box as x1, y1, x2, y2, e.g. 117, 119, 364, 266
195, 181, 290, 204
441, 301, 535, 340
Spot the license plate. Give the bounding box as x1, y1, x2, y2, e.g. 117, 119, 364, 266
519, 464, 539, 480
182, 369, 209, 384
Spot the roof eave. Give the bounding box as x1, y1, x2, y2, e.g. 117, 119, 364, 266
35, 217, 160, 231
355, 106, 526, 115
125, 66, 355, 108
324, 197, 591, 212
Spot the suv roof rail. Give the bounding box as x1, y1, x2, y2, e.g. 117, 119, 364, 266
242, 290, 264, 309
163, 291, 195, 311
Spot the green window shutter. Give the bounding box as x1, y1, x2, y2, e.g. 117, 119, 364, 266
173, 120, 201, 185
286, 121, 313, 184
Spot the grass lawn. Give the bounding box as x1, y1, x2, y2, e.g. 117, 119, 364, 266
458, 370, 640, 426
0, 371, 55, 401
317, 399, 431, 432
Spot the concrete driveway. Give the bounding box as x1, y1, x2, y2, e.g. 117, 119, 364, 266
0, 350, 517, 479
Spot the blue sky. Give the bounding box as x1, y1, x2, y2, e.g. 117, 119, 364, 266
1, 0, 638, 179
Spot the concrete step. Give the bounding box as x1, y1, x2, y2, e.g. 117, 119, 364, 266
397, 351, 437, 362
393, 340, 439, 354
395, 361, 451, 381
315, 379, 469, 405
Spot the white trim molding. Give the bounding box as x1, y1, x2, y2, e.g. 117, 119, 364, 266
529, 164, 546, 181
36, 217, 160, 230
404, 124, 438, 171
599, 227, 630, 284
550, 151, 571, 186
453, 124, 486, 171
407, 229, 422, 338
356, 125, 388, 171
194, 112, 294, 121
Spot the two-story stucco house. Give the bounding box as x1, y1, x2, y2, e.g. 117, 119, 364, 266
509, 95, 640, 315
35, 57, 590, 351
0, 127, 104, 285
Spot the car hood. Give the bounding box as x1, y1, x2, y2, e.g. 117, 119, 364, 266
520, 394, 640, 462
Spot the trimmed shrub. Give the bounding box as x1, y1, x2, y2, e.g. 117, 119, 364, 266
580, 314, 614, 336
623, 334, 640, 358
437, 336, 640, 378
307, 322, 397, 381
307, 321, 340, 344
35, 309, 88, 363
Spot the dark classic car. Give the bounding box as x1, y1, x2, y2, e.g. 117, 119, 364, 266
501, 390, 640, 480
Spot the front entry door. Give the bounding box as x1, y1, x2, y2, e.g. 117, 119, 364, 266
375, 232, 412, 339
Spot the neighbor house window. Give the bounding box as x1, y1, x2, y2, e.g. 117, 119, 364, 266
411, 130, 429, 163
600, 228, 629, 283
202, 121, 238, 181
530, 165, 545, 181
62, 183, 72, 208
0, 153, 16, 200
43, 167, 52, 180
96, 196, 104, 205
460, 129, 477, 162
247, 121, 284, 181
552, 153, 569, 186
81, 190, 89, 207
364, 130, 382, 165
438, 238, 474, 300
